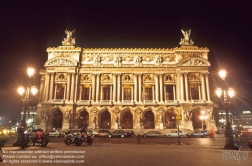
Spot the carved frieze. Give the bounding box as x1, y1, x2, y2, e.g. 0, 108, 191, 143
101, 74, 113, 82
188, 73, 200, 81
122, 74, 134, 82
134, 56, 142, 66
164, 74, 176, 82
55, 73, 67, 81
93, 55, 101, 66
143, 74, 154, 82
180, 59, 208, 66
114, 55, 122, 67
81, 74, 92, 82
46, 58, 77, 67
154, 55, 163, 66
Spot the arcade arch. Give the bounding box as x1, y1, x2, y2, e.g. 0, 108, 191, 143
76, 110, 89, 128
100, 109, 111, 129
165, 109, 176, 129
121, 109, 133, 129
52, 109, 63, 129
143, 110, 155, 129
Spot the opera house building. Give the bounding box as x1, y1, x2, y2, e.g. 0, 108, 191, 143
36, 29, 216, 133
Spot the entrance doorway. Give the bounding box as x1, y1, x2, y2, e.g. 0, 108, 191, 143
143, 110, 154, 129
100, 110, 111, 129
121, 110, 133, 129
52, 110, 63, 129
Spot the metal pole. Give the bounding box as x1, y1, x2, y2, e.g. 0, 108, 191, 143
223, 102, 239, 150
178, 120, 180, 145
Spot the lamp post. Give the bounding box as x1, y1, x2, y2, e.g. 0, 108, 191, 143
17, 68, 38, 127
215, 70, 239, 150
199, 110, 208, 131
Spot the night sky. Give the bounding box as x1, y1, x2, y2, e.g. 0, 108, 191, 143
0, 0, 252, 125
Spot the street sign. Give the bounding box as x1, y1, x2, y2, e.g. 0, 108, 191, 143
176, 115, 182, 120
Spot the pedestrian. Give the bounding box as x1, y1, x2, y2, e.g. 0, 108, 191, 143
17, 124, 25, 149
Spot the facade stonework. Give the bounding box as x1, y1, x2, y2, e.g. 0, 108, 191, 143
36, 30, 216, 132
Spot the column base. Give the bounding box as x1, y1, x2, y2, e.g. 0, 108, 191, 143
223, 144, 240, 150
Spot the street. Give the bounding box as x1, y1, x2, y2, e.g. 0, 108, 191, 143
1, 135, 252, 166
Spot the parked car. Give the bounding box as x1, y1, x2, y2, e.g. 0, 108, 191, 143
97, 130, 110, 137
125, 130, 135, 137
0, 130, 10, 147
186, 131, 208, 138
48, 130, 60, 137
233, 130, 242, 137
108, 130, 126, 138
63, 129, 81, 136
165, 130, 184, 137
87, 129, 98, 137
143, 131, 163, 137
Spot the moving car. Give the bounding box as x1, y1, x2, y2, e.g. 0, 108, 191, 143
48, 130, 60, 137
143, 131, 163, 137
125, 130, 135, 137
108, 130, 126, 137
97, 130, 110, 137
248, 140, 252, 149
186, 131, 208, 138
0, 130, 10, 147
165, 130, 184, 137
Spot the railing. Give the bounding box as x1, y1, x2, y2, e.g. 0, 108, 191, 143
77, 100, 91, 105
100, 100, 112, 105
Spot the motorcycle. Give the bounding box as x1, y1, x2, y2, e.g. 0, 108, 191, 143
32, 131, 50, 147
64, 131, 93, 146
23, 130, 33, 146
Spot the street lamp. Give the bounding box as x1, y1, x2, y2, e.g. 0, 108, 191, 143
199, 110, 208, 131
17, 67, 38, 127
215, 69, 239, 150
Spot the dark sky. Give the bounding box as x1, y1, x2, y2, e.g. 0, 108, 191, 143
0, 0, 252, 125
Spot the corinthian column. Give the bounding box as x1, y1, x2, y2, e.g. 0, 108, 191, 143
201, 73, 206, 101
138, 74, 142, 102
155, 74, 159, 102
70, 73, 75, 101
134, 74, 138, 102
92, 74, 96, 101
66, 73, 71, 101
184, 73, 189, 101
180, 73, 184, 101
159, 74, 163, 102
45, 73, 50, 101
96, 74, 100, 102
49, 73, 55, 100
113, 74, 117, 102
117, 74, 121, 102
205, 73, 211, 101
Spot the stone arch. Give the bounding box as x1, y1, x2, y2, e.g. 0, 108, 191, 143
76, 109, 89, 129
165, 108, 177, 129
191, 107, 202, 130
99, 109, 111, 129
52, 109, 63, 129
143, 109, 155, 129
121, 109, 133, 129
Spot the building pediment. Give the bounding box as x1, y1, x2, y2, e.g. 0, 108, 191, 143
45, 57, 78, 67
178, 57, 210, 66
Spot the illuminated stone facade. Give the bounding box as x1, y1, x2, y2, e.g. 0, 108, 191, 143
36, 29, 216, 132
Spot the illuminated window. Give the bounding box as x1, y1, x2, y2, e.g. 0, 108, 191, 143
103, 87, 110, 100
81, 86, 90, 100
190, 83, 199, 100
165, 85, 174, 100
124, 88, 131, 100
56, 84, 65, 99
145, 87, 153, 100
